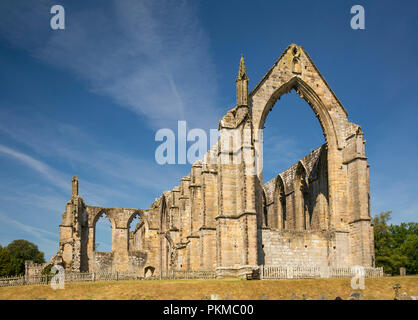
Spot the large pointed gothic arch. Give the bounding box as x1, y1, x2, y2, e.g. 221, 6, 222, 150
251, 45, 350, 180
255, 77, 340, 149
247, 44, 374, 268
251, 44, 348, 142
250, 45, 355, 228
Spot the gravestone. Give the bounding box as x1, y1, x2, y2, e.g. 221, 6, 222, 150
393, 283, 401, 299
348, 292, 363, 300
398, 292, 412, 300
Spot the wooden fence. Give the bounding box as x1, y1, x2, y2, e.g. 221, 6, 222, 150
0, 269, 216, 288
0, 266, 384, 287
260, 265, 384, 280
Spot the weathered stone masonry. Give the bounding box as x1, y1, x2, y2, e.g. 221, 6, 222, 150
48, 44, 375, 278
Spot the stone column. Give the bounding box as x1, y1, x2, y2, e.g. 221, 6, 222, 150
344, 128, 374, 267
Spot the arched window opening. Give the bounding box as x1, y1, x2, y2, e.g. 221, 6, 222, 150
262, 90, 324, 182
128, 213, 142, 251
294, 162, 309, 230
275, 176, 287, 230
262, 191, 268, 227
95, 213, 112, 252
281, 194, 287, 229
262, 90, 327, 231
160, 197, 169, 233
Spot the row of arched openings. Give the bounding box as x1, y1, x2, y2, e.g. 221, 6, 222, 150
94, 211, 142, 252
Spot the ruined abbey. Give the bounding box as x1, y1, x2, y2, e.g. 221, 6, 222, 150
48, 44, 375, 278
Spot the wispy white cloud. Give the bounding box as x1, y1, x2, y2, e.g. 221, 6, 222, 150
0, 187, 66, 214
0, 212, 57, 245
0, 144, 69, 191
0, 0, 222, 130
0, 138, 144, 207
0, 111, 185, 206
0, 2, 222, 252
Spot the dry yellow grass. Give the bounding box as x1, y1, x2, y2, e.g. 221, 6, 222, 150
0, 276, 417, 300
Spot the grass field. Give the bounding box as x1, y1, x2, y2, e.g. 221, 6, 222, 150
0, 276, 417, 300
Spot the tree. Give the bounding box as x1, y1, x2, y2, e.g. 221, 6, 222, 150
0, 246, 14, 277
373, 212, 418, 275
3, 240, 46, 276
373, 211, 393, 254
399, 233, 418, 274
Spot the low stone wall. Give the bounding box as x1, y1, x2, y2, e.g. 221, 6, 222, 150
260, 229, 335, 267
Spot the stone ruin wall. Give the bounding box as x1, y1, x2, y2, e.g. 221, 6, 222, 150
24, 261, 48, 279
260, 144, 334, 267
54, 191, 160, 275
34, 44, 375, 278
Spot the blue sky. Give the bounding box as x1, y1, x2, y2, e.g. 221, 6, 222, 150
0, 0, 417, 259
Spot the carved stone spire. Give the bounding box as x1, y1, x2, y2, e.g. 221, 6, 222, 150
72, 175, 78, 198
236, 54, 249, 107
